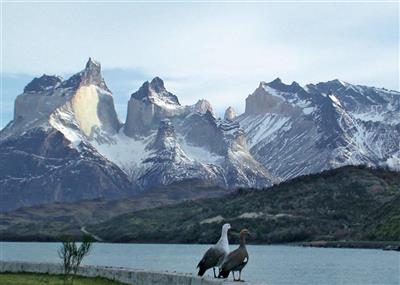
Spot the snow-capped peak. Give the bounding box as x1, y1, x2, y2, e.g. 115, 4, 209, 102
264, 78, 306, 95
60, 57, 111, 93
224, 106, 237, 121
131, 77, 180, 107
149, 77, 166, 93
192, 99, 214, 114
86, 57, 101, 69
23, 74, 63, 93
270, 77, 283, 84
332, 79, 348, 86
150, 119, 177, 150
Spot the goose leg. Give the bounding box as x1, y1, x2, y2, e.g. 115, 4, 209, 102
232, 271, 236, 281
238, 270, 242, 281
234, 271, 240, 281
213, 268, 217, 278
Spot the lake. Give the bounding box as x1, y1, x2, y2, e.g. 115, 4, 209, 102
0, 242, 399, 284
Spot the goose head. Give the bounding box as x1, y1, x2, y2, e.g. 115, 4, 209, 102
221, 223, 231, 234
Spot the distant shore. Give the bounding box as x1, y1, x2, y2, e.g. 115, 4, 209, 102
2, 239, 400, 251
291, 240, 400, 251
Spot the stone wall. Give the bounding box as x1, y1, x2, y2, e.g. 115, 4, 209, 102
0, 261, 242, 285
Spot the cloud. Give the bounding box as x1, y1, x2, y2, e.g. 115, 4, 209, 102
1, 2, 398, 128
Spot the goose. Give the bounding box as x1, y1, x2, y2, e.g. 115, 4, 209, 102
197, 223, 231, 277
218, 229, 250, 281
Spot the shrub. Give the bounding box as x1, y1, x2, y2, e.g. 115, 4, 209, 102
58, 234, 93, 285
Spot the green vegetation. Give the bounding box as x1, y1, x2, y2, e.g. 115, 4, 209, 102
88, 166, 400, 244
0, 166, 398, 245
0, 180, 227, 241
367, 195, 400, 241
0, 273, 125, 285
58, 235, 93, 284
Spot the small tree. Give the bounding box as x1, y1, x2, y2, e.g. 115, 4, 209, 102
58, 234, 93, 285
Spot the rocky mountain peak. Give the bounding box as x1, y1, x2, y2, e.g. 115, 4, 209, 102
125, 78, 183, 137
270, 77, 282, 84
291, 81, 301, 87
193, 99, 214, 114
245, 80, 287, 115
61, 58, 110, 92
131, 81, 151, 100
224, 106, 236, 121
266, 78, 303, 94
331, 79, 347, 86
23, 74, 62, 93
85, 57, 101, 70
131, 78, 180, 105
150, 77, 166, 93
80, 57, 109, 91
314, 79, 347, 94
151, 119, 177, 151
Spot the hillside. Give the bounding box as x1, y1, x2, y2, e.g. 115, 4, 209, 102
365, 194, 400, 241
88, 166, 400, 244
0, 180, 228, 241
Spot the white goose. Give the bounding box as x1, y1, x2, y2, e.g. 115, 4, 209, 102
197, 223, 231, 278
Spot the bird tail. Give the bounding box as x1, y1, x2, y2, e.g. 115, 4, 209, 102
197, 266, 206, 276
218, 270, 230, 279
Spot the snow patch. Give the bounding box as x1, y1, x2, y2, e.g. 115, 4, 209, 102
262, 85, 286, 101
49, 106, 84, 149
151, 93, 180, 110
179, 137, 223, 164
238, 212, 264, 219
239, 114, 291, 148
302, 106, 315, 115
92, 131, 151, 178
386, 156, 400, 171
337, 79, 348, 86
329, 94, 342, 107
352, 111, 385, 123
200, 215, 224, 224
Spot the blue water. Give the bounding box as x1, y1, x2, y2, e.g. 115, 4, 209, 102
1, 242, 399, 285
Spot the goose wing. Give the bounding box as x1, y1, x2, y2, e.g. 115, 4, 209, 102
220, 247, 248, 272
197, 246, 226, 270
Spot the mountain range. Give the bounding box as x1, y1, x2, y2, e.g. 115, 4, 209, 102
1, 58, 399, 212
239, 78, 400, 180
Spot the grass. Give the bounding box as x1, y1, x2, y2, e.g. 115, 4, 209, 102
0, 273, 126, 285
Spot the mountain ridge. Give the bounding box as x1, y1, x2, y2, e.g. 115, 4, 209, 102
0, 59, 275, 211
1, 58, 399, 212
238, 77, 400, 180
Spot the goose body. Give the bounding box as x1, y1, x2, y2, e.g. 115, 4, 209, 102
197, 223, 231, 277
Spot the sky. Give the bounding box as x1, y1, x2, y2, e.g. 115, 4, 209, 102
1, 1, 399, 128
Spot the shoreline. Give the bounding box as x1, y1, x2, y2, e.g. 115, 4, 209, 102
291, 240, 400, 251
1, 240, 399, 251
